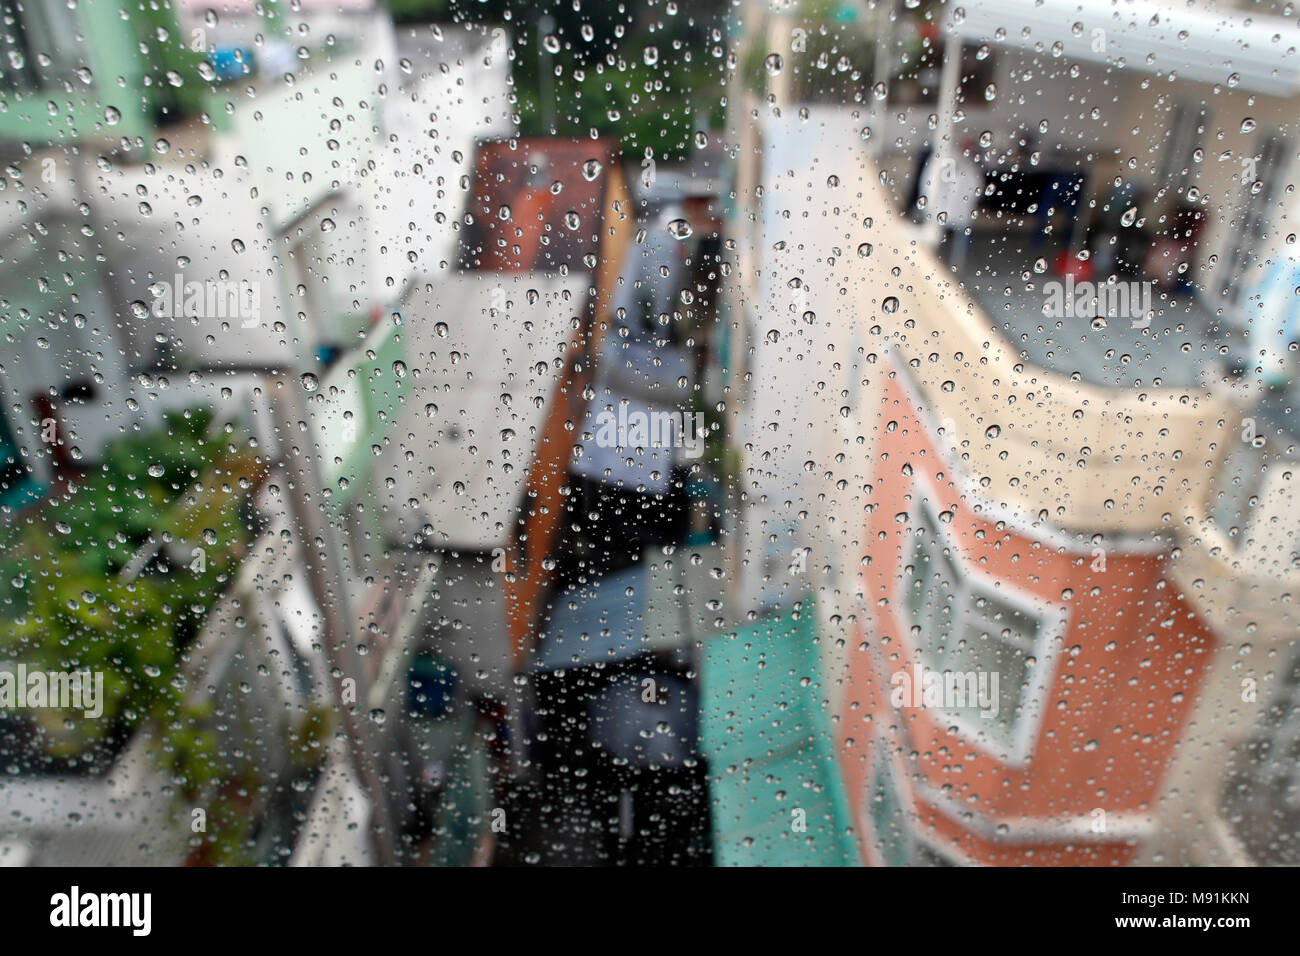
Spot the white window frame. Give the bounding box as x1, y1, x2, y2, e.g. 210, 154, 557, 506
862, 731, 976, 867
1215, 127, 1292, 318
894, 493, 1066, 766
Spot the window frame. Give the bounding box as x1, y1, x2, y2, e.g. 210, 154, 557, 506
863, 732, 976, 867
895, 493, 1067, 765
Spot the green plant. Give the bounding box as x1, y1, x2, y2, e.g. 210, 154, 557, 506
458, 3, 729, 161
0, 409, 258, 863
383, 0, 454, 24
129, 0, 209, 123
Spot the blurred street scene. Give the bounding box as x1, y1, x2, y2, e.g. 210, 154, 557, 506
0, 0, 1298, 867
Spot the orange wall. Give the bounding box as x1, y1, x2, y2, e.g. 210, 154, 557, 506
837, 364, 1217, 865
501, 152, 634, 667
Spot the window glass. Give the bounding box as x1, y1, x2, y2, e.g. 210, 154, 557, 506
1, 0, 1298, 875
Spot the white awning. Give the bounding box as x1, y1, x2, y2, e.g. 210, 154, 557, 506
949, 0, 1300, 96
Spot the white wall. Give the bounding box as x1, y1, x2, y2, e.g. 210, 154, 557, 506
360, 25, 514, 309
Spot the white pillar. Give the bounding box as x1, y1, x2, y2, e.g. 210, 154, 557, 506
870, 0, 894, 160
922, 30, 963, 249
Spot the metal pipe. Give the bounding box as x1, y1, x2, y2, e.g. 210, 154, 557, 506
271, 381, 399, 867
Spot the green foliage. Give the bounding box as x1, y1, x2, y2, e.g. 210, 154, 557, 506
790, 21, 876, 104
742, 1, 877, 103
39, 409, 218, 578
555, 53, 725, 163
383, 0, 454, 24
129, 0, 209, 122
415, 1, 729, 161
0, 408, 254, 863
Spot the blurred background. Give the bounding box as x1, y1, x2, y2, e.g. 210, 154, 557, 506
0, 0, 1298, 867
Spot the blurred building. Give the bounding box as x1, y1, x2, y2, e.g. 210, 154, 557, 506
713, 0, 1300, 866
0, 2, 524, 864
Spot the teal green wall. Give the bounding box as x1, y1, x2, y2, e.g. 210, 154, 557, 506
0, 2, 154, 144
700, 603, 862, 866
